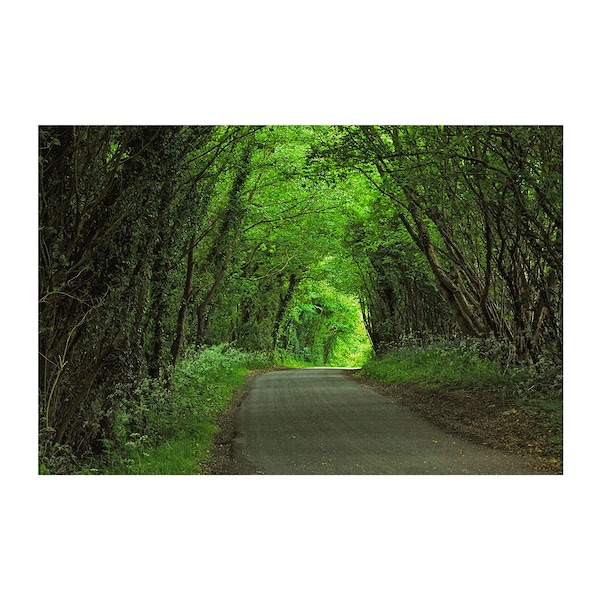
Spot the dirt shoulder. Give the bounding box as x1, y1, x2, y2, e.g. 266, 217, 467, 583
352, 372, 562, 474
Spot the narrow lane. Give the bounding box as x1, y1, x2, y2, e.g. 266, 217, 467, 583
233, 368, 536, 475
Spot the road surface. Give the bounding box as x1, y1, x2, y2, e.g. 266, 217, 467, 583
232, 368, 537, 475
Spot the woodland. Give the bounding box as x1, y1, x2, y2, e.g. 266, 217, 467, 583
38, 125, 562, 473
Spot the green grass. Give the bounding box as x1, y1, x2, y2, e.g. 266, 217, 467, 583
106, 421, 218, 475
360, 344, 507, 388
276, 352, 316, 368
86, 344, 272, 475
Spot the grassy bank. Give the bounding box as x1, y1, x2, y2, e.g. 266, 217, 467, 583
110, 345, 273, 475
360, 342, 563, 453
47, 345, 273, 475
361, 344, 507, 387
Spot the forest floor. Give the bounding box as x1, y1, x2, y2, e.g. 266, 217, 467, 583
353, 373, 563, 474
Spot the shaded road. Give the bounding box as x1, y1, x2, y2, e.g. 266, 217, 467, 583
232, 368, 536, 475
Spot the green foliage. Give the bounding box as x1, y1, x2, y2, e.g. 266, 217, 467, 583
39, 443, 81, 475
503, 358, 563, 437
314, 125, 562, 365
173, 344, 270, 410
39, 124, 562, 470
361, 341, 506, 388
107, 344, 271, 474
40, 345, 273, 474
280, 277, 371, 366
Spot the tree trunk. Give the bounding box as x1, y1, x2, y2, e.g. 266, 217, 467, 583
271, 272, 298, 351
403, 200, 485, 337
195, 246, 234, 347
171, 234, 197, 365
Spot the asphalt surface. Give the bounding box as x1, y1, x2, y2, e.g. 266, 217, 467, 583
233, 368, 537, 475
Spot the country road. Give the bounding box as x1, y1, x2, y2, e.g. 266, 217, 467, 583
224, 368, 537, 475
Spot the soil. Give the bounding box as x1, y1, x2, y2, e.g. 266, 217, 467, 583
201, 368, 563, 475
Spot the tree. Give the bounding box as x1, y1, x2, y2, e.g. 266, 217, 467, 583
38, 125, 242, 459
312, 125, 562, 364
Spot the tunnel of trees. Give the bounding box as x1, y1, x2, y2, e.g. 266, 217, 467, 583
38, 125, 562, 464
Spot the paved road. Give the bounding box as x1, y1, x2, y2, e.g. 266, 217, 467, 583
233, 368, 536, 475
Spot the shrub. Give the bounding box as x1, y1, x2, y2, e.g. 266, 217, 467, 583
57, 344, 273, 474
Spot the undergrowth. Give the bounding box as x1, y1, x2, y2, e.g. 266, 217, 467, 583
44, 344, 272, 475
361, 343, 507, 388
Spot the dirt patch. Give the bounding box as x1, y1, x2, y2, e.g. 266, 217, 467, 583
352, 373, 562, 474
